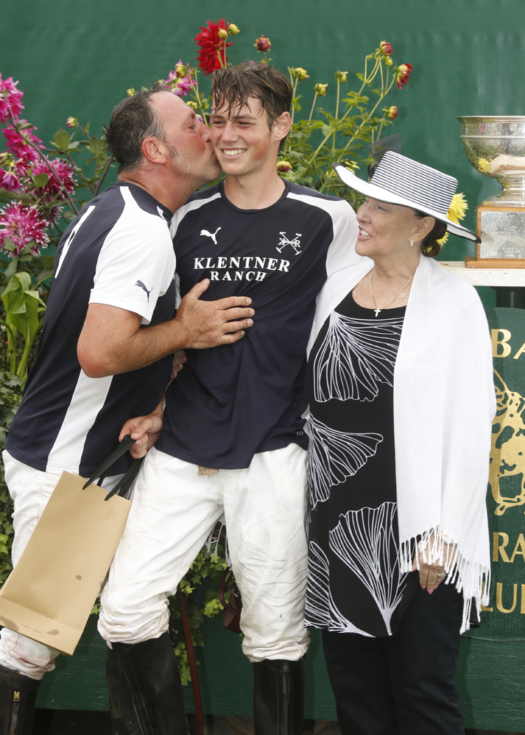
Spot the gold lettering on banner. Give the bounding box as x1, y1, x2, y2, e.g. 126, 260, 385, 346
514, 342, 525, 360
489, 372, 525, 515
496, 582, 518, 613
493, 532, 511, 562
492, 329, 512, 358
522, 585, 525, 614
511, 533, 525, 562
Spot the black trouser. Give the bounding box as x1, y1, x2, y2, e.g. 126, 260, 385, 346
322, 582, 464, 735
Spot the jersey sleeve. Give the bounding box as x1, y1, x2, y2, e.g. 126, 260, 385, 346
89, 208, 176, 324
325, 199, 361, 278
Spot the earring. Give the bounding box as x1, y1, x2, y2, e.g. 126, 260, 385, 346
410, 240, 414, 247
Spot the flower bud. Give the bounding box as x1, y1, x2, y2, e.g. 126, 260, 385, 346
386, 106, 398, 120
126, 88, 136, 97
290, 67, 309, 81
186, 101, 198, 111
228, 23, 240, 35
66, 117, 78, 129
277, 160, 292, 173
334, 71, 348, 83
380, 41, 393, 56
254, 35, 271, 52
395, 63, 413, 89
218, 28, 229, 39
174, 63, 187, 78
385, 57, 393, 67
313, 83, 328, 97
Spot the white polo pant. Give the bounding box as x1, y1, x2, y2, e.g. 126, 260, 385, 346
0, 450, 120, 679
98, 443, 310, 663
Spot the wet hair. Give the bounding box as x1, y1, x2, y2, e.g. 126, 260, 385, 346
413, 210, 448, 258
104, 84, 167, 175
211, 63, 292, 129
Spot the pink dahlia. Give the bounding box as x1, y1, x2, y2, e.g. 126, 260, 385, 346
0, 202, 49, 256
167, 62, 194, 98
0, 74, 24, 123
194, 19, 233, 75
0, 169, 20, 191
3, 121, 44, 163
32, 158, 76, 198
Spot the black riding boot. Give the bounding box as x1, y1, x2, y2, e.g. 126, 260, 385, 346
252, 659, 304, 735
106, 633, 189, 735
0, 664, 41, 735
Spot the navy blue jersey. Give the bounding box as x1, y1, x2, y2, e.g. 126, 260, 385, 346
7, 183, 176, 476
156, 180, 358, 469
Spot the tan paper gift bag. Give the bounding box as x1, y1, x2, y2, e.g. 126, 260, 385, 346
0, 437, 140, 655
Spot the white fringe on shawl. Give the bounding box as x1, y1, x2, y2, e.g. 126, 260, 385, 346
307, 254, 496, 633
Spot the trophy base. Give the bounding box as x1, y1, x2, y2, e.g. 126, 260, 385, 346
465, 206, 525, 268
465, 256, 525, 268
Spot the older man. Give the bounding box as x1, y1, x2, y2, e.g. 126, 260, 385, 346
0, 87, 254, 734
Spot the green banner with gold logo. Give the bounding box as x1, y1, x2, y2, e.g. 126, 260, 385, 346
472, 307, 525, 636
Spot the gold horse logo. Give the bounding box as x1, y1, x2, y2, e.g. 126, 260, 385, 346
490, 370, 525, 515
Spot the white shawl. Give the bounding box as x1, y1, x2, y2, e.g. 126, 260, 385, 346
307, 254, 496, 632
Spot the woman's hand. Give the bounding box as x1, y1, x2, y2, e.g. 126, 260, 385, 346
413, 538, 457, 594
119, 397, 164, 459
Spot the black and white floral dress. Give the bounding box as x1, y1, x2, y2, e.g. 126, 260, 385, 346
305, 290, 418, 638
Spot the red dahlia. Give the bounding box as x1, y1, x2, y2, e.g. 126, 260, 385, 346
194, 19, 233, 75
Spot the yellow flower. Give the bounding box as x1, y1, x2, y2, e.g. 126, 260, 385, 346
477, 157, 491, 174
447, 192, 468, 224
126, 88, 136, 97
228, 23, 240, 35
218, 28, 229, 39
313, 83, 328, 97
437, 193, 468, 248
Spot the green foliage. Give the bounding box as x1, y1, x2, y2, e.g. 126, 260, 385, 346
168, 544, 233, 684
0, 371, 24, 585
1, 272, 45, 377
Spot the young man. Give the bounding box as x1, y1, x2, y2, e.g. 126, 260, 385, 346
0, 88, 254, 734
100, 64, 360, 735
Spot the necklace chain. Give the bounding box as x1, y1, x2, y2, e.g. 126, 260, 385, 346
369, 272, 414, 317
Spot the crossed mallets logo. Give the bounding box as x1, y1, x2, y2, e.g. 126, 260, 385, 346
276, 232, 302, 255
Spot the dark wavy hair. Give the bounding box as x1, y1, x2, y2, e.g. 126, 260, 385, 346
211, 63, 292, 129
413, 210, 448, 258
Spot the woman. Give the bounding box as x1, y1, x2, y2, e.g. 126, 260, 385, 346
305, 152, 495, 735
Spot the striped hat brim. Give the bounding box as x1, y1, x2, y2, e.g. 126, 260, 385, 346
333, 163, 480, 243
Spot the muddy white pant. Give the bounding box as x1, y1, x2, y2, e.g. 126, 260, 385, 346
0, 450, 120, 680
98, 443, 310, 663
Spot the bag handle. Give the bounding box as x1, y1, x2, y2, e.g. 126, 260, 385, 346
82, 435, 142, 501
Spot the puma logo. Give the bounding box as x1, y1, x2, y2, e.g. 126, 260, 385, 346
135, 280, 152, 302
200, 227, 221, 245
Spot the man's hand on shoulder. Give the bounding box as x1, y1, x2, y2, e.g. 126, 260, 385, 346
175, 279, 254, 350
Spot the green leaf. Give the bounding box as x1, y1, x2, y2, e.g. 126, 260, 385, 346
53, 128, 71, 151
2, 259, 18, 280
32, 173, 49, 188
88, 137, 103, 156
322, 125, 333, 138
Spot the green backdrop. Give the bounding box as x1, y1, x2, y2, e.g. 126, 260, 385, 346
2, 0, 524, 279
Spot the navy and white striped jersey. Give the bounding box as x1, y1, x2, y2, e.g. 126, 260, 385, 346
6, 182, 176, 476
156, 180, 359, 469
